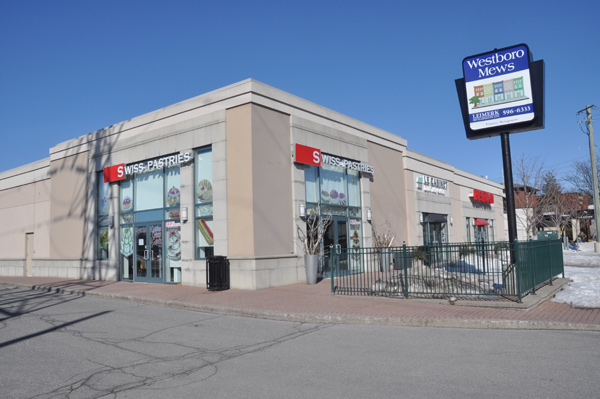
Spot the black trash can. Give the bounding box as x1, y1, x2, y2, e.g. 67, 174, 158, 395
206, 256, 230, 291
393, 251, 413, 270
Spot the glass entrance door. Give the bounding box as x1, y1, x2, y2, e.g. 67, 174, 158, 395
424, 222, 447, 245
475, 225, 488, 243
322, 217, 348, 278
134, 223, 163, 283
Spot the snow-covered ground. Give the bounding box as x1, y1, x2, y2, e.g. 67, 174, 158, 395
551, 242, 600, 309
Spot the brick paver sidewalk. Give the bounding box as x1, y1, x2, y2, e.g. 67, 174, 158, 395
1, 276, 599, 330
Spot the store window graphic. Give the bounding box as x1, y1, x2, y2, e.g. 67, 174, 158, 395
97, 172, 110, 260
195, 147, 214, 260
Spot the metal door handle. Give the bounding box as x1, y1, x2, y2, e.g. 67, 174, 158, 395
144, 250, 149, 260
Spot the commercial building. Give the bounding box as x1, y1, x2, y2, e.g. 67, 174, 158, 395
0, 79, 504, 289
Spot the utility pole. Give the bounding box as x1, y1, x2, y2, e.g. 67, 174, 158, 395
579, 105, 600, 252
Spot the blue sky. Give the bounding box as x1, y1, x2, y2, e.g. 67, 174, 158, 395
1, 0, 598, 186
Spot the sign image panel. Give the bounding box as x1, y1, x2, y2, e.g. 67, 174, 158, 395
462, 44, 534, 131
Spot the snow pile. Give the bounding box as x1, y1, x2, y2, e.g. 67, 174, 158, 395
563, 242, 600, 267
553, 242, 600, 308
551, 266, 600, 308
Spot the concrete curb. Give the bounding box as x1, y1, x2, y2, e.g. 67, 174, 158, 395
450, 278, 571, 310
2, 281, 598, 331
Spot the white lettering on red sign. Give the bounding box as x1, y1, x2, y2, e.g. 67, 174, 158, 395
104, 152, 192, 183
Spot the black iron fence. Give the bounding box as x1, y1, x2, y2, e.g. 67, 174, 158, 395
329, 239, 564, 302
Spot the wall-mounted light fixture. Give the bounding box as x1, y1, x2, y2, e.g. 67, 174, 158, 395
450, 216, 454, 225
366, 208, 372, 222
299, 203, 306, 219
181, 207, 188, 222
419, 213, 423, 223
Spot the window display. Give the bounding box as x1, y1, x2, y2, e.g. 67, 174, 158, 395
195, 146, 214, 259
97, 172, 110, 260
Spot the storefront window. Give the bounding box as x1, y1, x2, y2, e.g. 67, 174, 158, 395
165, 165, 181, 220
120, 177, 134, 216
305, 159, 362, 210
349, 218, 362, 272
474, 219, 490, 242
304, 158, 363, 277
115, 154, 184, 283
135, 168, 164, 211
423, 213, 448, 245
475, 224, 488, 242
320, 163, 346, 205
120, 225, 134, 280
165, 166, 180, 207
305, 165, 319, 203
195, 146, 214, 259
97, 172, 110, 260
347, 169, 360, 207
165, 224, 181, 283
465, 217, 472, 242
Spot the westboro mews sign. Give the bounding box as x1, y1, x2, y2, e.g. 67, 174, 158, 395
463, 44, 534, 131
455, 43, 544, 140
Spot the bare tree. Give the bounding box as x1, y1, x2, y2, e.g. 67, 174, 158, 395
297, 205, 332, 255
512, 154, 547, 239
565, 149, 600, 201
537, 172, 581, 236
370, 219, 395, 248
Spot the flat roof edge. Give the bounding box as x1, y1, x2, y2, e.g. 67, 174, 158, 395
50, 79, 408, 155
0, 158, 50, 189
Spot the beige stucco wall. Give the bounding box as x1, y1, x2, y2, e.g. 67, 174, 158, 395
368, 142, 409, 244
0, 178, 51, 259
227, 104, 255, 257
450, 182, 463, 242
251, 105, 293, 257
49, 151, 89, 259
226, 104, 293, 258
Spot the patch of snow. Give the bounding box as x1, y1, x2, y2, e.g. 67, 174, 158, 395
551, 266, 600, 309
564, 241, 597, 253
563, 242, 600, 267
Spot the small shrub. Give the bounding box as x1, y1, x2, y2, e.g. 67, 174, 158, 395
493, 242, 510, 254
413, 246, 430, 266
459, 245, 476, 258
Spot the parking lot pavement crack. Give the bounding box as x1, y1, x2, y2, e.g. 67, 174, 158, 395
30, 320, 330, 398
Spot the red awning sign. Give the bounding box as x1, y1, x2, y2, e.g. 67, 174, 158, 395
475, 218, 489, 226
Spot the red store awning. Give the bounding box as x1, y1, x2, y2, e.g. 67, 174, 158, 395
475, 218, 489, 226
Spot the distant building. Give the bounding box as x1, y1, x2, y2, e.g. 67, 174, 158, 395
507, 185, 591, 241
